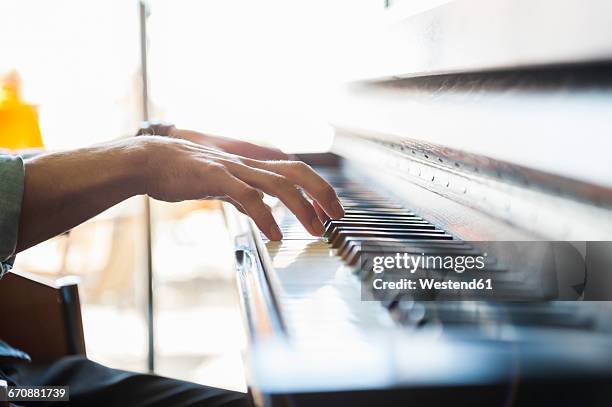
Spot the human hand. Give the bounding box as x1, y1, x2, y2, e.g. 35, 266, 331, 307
141, 136, 343, 240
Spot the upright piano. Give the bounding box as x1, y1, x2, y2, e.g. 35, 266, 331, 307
225, 1, 612, 405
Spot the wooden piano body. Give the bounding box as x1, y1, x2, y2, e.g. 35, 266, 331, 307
225, 0, 612, 405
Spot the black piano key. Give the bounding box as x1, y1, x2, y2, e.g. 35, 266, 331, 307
345, 209, 416, 216
325, 218, 429, 228
338, 237, 463, 259
327, 226, 443, 242
342, 214, 423, 221
325, 216, 430, 226
326, 223, 436, 233
332, 231, 453, 249
353, 240, 473, 250
324, 221, 435, 237
340, 203, 406, 210
330, 229, 449, 245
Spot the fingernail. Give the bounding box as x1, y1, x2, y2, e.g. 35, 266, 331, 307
331, 200, 345, 219
310, 218, 325, 236
269, 224, 283, 240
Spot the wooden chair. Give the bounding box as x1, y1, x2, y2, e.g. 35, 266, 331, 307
0, 271, 86, 363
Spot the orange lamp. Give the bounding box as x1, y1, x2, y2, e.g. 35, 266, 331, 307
0, 70, 44, 150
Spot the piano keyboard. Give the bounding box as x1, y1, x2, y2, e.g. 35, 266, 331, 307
259, 169, 601, 340
233, 166, 612, 402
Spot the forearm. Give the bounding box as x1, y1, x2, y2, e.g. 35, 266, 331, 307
16, 139, 145, 252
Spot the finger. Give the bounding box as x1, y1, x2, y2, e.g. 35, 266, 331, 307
313, 200, 330, 223
219, 169, 282, 241
176, 129, 289, 160
222, 161, 325, 236
221, 196, 269, 216
216, 181, 264, 201
243, 159, 344, 219
235, 141, 289, 161
219, 197, 247, 215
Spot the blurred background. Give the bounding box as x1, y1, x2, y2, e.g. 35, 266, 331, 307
0, 0, 382, 392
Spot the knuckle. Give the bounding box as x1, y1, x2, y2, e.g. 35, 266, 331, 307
319, 183, 336, 200
296, 161, 310, 169
207, 162, 228, 176
290, 161, 310, 174
271, 174, 291, 189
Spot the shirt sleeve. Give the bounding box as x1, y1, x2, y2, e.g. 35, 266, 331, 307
0, 155, 25, 278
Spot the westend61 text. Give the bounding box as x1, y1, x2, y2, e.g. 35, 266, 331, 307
372, 278, 493, 291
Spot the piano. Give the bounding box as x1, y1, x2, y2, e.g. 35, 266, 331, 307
224, 1, 612, 405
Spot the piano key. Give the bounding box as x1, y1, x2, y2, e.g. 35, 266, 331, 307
338, 237, 462, 258
342, 214, 424, 221
340, 203, 406, 209
326, 226, 443, 243
342, 240, 476, 254
325, 219, 431, 228
332, 231, 453, 249
325, 222, 436, 239
345, 209, 417, 216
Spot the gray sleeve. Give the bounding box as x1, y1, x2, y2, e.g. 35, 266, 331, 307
0, 155, 25, 278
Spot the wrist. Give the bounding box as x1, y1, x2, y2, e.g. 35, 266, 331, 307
115, 137, 152, 197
